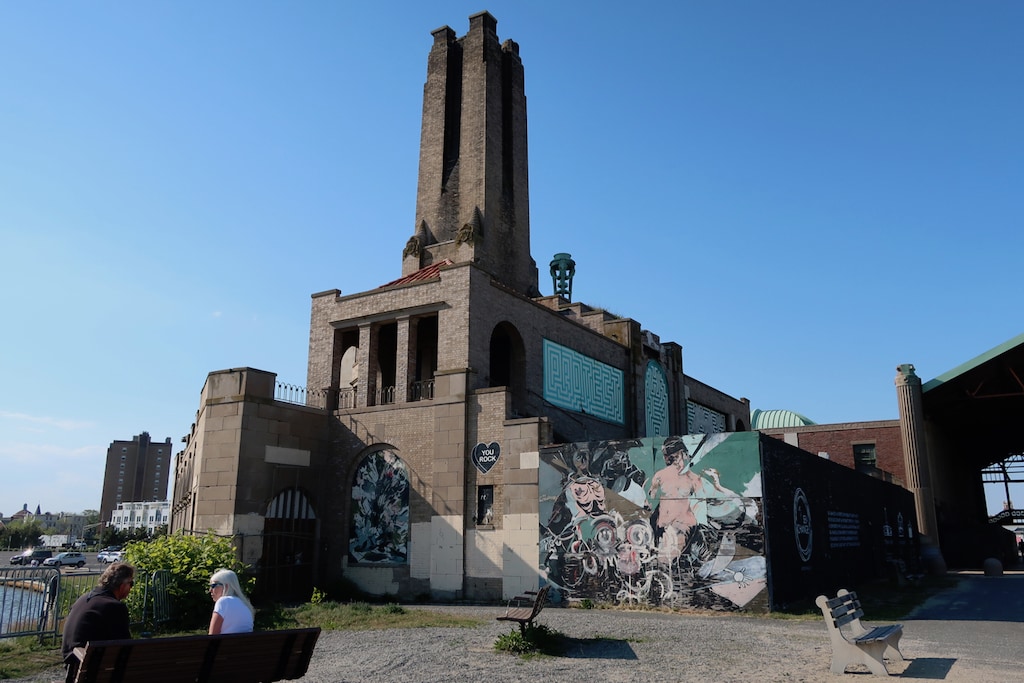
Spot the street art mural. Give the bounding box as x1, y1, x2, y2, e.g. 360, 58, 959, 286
539, 432, 766, 611
349, 450, 410, 564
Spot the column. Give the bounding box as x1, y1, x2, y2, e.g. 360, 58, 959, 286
895, 363, 946, 573
395, 316, 417, 403
357, 324, 378, 407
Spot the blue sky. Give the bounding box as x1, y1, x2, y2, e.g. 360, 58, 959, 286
2, 1, 1021, 518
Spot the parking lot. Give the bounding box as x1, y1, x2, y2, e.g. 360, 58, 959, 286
3, 550, 105, 569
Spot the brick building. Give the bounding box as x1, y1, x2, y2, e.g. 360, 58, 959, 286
100, 432, 171, 529
170, 12, 748, 602
753, 409, 906, 485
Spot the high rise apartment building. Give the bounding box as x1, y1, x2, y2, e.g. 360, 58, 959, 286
99, 432, 171, 527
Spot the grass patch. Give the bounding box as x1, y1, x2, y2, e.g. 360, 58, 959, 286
260, 601, 481, 632
0, 636, 63, 680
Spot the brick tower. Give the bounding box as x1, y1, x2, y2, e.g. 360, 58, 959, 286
403, 11, 539, 297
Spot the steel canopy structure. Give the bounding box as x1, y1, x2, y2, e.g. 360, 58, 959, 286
917, 332, 1024, 563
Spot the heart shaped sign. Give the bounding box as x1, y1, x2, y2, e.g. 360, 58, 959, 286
471, 442, 501, 474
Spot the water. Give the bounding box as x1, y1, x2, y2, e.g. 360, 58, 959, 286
0, 580, 47, 635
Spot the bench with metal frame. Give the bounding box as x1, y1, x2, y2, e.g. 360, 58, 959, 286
496, 585, 550, 635
815, 588, 904, 676
70, 627, 320, 683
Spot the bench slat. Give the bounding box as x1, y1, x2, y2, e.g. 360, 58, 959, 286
855, 624, 903, 644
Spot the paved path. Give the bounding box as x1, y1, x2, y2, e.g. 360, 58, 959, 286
296, 572, 1024, 682
7, 571, 1023, 682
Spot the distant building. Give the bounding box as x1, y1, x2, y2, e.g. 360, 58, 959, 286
752, 409, 905, 485
99, 432, 171, 529
10, 504, 33, 523
109, 500, 170, 535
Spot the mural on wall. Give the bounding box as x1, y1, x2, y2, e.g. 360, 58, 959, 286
539, 432, 766, 611
542, 339, 625, 425
349, 450, 410, 564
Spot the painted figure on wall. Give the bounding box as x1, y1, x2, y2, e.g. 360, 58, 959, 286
540, 433, 767, 611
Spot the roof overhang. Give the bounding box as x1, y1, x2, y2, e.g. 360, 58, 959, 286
922, 332, 1024, 469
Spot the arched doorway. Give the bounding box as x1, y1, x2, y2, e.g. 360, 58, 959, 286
261, 488, 317, 601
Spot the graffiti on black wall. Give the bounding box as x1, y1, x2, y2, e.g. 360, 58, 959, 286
539, 432, 767, 610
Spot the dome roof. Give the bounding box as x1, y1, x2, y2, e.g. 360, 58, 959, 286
751, 408, 816, 429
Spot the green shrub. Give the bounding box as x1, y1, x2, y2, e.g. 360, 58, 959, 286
494, 622, 563, 656
123, 532, 252, 630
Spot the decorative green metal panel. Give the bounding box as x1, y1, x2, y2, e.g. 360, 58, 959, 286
542, 339, 624, 425
644, 361, 670, 436
687, 401, 726, 434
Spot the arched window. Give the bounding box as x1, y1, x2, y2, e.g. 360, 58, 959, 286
489, 322, 526, 414
349, 450, 410, 564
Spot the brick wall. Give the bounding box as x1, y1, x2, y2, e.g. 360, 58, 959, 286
760, 421, 905, 484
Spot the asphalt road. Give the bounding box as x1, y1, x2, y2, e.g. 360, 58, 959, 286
2, 550, 104, 569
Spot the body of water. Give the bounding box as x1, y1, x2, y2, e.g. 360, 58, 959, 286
0, 579, 48, 635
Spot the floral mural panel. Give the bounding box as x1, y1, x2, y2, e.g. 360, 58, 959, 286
349, 450, 410, 564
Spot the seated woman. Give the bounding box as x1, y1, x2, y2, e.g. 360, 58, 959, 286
208, 568, 254, 634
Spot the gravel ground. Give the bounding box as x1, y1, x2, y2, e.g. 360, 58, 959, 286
11, 582, 1023, 682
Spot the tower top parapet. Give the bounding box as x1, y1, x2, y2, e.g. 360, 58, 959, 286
405, 13, 539, 296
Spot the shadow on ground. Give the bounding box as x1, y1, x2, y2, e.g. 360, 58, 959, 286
555, 636, 639, 660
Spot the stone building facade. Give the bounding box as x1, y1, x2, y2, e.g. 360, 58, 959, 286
171, 12, 748, 602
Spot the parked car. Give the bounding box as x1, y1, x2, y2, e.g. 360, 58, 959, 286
9, 548, 53, 565
97, 549, 124, 563
43, 552, 86, 568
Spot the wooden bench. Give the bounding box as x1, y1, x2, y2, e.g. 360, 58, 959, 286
816, 588, 904, 676
71, 627, 321, 683
496, 585, 550, 635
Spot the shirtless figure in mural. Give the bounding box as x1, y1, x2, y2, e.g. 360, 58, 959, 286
648, 436, 745, 565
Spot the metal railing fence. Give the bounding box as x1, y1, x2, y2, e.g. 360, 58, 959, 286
0, 567, 170, 643
274, 381, 327, 409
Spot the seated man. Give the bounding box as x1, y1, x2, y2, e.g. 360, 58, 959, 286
61, 562, 135, 683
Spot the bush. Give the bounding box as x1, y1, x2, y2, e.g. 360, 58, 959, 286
122, 532, 252, 630
494, 622, 563, 656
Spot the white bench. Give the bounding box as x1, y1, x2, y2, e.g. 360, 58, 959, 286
815, 588, 904, 676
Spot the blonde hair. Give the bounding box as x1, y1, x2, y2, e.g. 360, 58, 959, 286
210, 568, 254, 617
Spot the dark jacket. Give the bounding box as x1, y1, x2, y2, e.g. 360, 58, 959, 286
61, 587, 131, 663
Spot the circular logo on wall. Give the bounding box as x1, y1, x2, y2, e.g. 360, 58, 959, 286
793, 487, 813, 563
